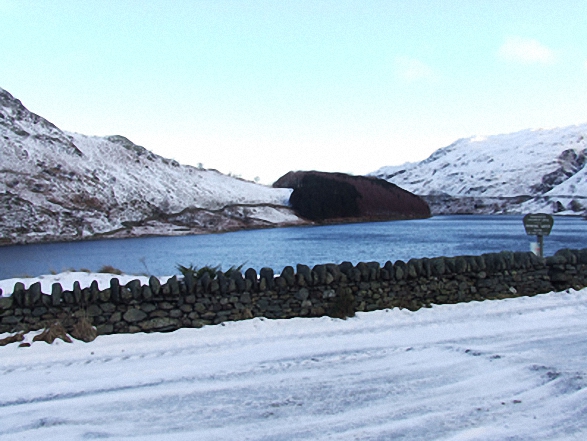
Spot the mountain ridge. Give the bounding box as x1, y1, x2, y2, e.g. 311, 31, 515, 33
0, 87, 305, 245
370, 125, 587, 216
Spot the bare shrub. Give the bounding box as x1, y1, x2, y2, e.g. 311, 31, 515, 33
33, 322, 73, 344
0, 332, 24, 347
71, 316, 97, 343
98, 265, 123, 275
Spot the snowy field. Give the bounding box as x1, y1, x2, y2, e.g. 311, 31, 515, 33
1, 276, 586, 440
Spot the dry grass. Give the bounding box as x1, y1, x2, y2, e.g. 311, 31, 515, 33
98, 265, 123, 275
0, 332, 24, 347
33, 322, 73, 344
71, 316, 97, 342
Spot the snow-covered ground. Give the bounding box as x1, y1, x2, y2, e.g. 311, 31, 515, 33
1, 271, 586, 440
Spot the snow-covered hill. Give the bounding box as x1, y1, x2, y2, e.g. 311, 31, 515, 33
371, 125, 587, 215
0, 87, 304, 245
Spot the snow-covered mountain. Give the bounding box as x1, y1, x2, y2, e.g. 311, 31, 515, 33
371, 125, 587, 216
0, 87, 304, 245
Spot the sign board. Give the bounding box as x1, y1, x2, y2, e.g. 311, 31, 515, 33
523, 213, 554, 236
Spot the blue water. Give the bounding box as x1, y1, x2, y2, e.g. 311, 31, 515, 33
1, 215, 586, 279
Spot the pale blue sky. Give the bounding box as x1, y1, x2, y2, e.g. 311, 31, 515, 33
2, 0, 587, 183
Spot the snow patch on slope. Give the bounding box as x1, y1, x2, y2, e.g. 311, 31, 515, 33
371, 125, 587, 215
0, 86, 303, 244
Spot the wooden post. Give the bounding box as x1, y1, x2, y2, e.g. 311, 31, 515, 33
537, 235, 544, 258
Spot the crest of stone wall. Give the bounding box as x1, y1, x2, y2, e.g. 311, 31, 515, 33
1, 248, 586, 336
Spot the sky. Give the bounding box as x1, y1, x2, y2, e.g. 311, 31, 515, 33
1, 0, 587, 183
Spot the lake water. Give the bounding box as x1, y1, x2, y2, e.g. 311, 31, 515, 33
1, 215, 587, 279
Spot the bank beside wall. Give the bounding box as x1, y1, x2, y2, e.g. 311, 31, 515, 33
1, 248, 586, 336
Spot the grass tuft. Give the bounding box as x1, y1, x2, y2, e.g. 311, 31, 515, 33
98, 265, 123, 275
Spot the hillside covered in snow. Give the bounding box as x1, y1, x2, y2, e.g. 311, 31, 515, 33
371, 125, 587, 216
0, 87, 305, 245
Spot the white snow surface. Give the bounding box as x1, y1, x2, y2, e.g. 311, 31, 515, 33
1, 272, 586, 440
0, 86, 301, 244
371, 124, 587, 215
0, 272, 169, 295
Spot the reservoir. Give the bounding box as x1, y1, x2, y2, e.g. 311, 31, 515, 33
1, 215, 587, 279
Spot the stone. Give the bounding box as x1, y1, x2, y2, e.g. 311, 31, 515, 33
312, 265, 327, 284
322, 289, 336, 299
281, 266, 295, 286
455, 257, 468, 273
296, 288, 310, 301
325, 272, 334, 285
406, 260, 419, 278
86, 304, 103, 317
356, 262, 369, 280
168, 276, 180, 296
2, 316, 20, 325
97, 324, 114, 335
260, 267, 275, 289
110, 278, 120, 302
366, 261, 380, 280
0, 297, 13, 309
123, 308, 147, 323
296, 264, 312, 285
430, 257, 446, 276
244, 268, 257, 282
63, 292, 74, 304
142, 285, 153, 301
120, 287, 133, 302
38, 294, 50, 307
337, 261, 352, 275
72, 281, 82, 304
149, 276, 161, 296
140, 303, 157, 313
31, 307, 47, 317
51, 283, 63, 306
348, 268, 361, 283
325, 264, 342, 282
27, 282, 42, 306
90, 281, 100, 301
156, 301, 173, 310
126, 279, 142, 299
100, 302, 116, 313
217, 274, 229, 294
99, 289, 111, 302
394, 261, 407, 280
230, 271, 246, 292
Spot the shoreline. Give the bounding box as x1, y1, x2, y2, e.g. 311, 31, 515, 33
2, 212, 584, 248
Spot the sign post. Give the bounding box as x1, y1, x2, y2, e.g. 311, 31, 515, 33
523, 213, 554, 257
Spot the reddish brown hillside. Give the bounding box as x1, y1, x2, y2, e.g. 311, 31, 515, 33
273, 171, 430, 222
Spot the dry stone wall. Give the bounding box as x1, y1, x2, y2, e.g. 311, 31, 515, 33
1, 248, 586, 336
